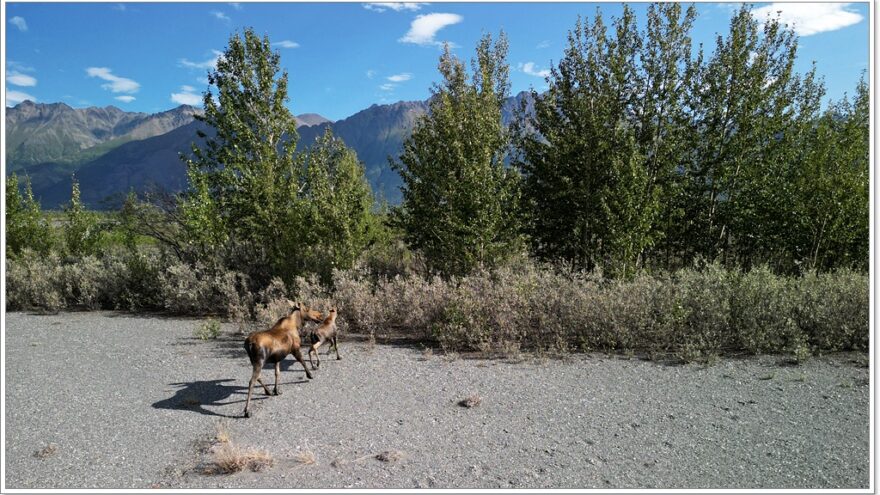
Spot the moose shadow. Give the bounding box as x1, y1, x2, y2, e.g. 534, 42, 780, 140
152, 379, 254, 418
153, 365, 313, 418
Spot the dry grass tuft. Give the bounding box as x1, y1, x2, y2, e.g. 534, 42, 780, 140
214, 421, 231, 444
419, 346, 434, 360
376, 450, 405, 462
458, 394, 482, 408
293, 449, 317, 465
34, 443, 58, 459
203, 442, 273, 474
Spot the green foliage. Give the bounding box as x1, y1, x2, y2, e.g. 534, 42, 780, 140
787, 76, 869, 272
6, 173, 54, 257
515, 4, 866, 274
393, 33, 523, 276
518, 6, 695, 276
182, 27, 301, 283
678, 6, 801, 266
195, 318, 222, 340
177, 27, 379, 287
292, 128, 377, 283
62, 177, 101, 257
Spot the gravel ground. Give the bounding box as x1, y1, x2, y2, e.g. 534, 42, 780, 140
4, 311, 871, 489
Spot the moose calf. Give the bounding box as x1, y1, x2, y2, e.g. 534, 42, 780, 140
308, 307, 340, 370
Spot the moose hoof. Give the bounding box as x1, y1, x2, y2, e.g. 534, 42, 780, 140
273, 389, 281, 396
243, 410, 251, 418
336, 356, 342, 361
306, 373, 314, 380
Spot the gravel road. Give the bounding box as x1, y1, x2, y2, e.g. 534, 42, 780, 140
4, 311, 871, 489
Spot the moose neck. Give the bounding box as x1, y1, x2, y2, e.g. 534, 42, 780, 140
290, 309, 302, 331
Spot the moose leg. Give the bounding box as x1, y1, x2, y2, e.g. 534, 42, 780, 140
243, 363, 263, 418
310, 339, 325, 370
333, 336, 341, 360
293, 348, 314, 380
254, 373, 271, 395
273, 361, 282, 395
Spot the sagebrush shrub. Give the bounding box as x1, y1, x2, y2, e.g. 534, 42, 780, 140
794, 269, 869, 351
730, 266, 803, 354
5, 249, 64, 311
5, 250, 868, 361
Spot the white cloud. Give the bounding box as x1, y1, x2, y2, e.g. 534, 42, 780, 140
399, 13, 462, 46
171, 86, 202, 106
379, 83, 396, 91
180, 50, 223, 70
366, 69, 377, 79
364, 3, 425, 12
7, 71, 37, 87
114, 95, 136, 103
8, 60, 35, 73
536, 40, 550, 49
752, 3, 863, 36
6, 89, 36, 106
273, 40, 300, 49
211, 11, 230, 22
113, 4, 127, 11
228, 2, 243, 10
387, 73, 412, 82
197, 76, 210, 85
519, 62, 550, 78
86, 67, 140, 93
9, 16, 28, 32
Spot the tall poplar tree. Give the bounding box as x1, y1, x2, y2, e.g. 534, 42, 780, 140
182, 27, 300, 281
393, 33, 522, 276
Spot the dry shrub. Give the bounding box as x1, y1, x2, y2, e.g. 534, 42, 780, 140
731, 266, 802, 354
157, 261, 245, 315
33, 443, 59, 459
330, 260, 867, 360
458, 394, 482, 408
214, 421, 231, 444
195, 318, 222, 340
293, 449, 317, 465
333, 268, 451, 339
6, 250, 64, 311
204, 442, 273, 474
376, 450, 405, 462
794, 269, 868, 351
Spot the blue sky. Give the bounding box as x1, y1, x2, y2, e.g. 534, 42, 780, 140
4, 2, 870, 121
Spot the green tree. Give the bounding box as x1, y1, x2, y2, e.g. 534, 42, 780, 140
182, 27, 300, 283
790, 76, 869, 270
293, 128, 376, 282
635, 3, 698, 269
517, 8, 657, 275
393, 33, 522, 276
676, 6, 800, 265
5, 173, 53, 257
62, 176, 101, 257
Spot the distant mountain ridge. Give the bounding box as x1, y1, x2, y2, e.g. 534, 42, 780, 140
6, 101, 201, 171
5, 93, 532, 209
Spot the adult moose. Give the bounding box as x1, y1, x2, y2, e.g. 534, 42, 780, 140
241, 301, 321, 418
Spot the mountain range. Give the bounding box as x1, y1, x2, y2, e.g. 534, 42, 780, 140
4, 92, 532, 209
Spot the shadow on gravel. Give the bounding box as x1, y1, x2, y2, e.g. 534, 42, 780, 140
152, 379, 265, 418
153, 375, 312, 418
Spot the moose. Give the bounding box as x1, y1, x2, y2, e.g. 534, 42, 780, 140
241, 300, 325, 418
307, 307, 341, 370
